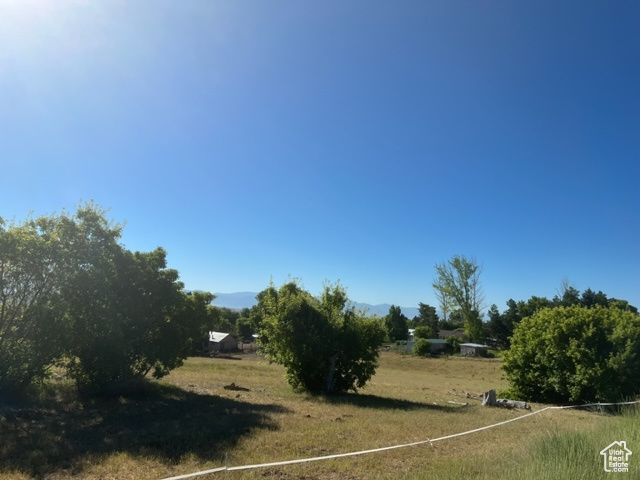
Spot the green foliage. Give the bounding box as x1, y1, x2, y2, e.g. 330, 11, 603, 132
235, 318, 254, 341
0, 203, 211, 394
412, 338, 431, 357
433, 255, 485, 341
503, 305, 640, 403
412, 325, 431, 340
0, 213, 71, 390
385, 305, 409, 342
444, 335, 461, 354
414, 302, 439, 337
259, 280, 385, 394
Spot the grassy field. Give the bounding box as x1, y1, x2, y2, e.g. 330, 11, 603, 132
0, 351, 637, 479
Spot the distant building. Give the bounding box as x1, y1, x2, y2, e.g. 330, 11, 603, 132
208, 331, 238, 354
438, 329, 469, 342
460, 343, 489, 357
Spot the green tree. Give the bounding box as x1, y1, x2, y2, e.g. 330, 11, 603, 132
503, 305, 640, 403
433, 255, 485, 341
412, 325, 431, 340
60, 215, 192, 391
0, 214, 68, 391
184, 290, 218, 355
385, 305, 409, 342
259, 280, 385, 393
414, 302, 439, 338
1, 203, 208, 394
235, 317, 254, 342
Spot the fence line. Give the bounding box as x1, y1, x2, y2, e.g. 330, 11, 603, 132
159, 400, 640, 480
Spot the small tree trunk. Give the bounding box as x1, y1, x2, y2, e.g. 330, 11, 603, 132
326, 353, 338, 393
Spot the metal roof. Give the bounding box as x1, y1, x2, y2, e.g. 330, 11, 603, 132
209, 331, 234, 343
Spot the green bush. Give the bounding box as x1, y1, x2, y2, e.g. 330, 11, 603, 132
503, 305, 640, 403
412, 325, 431, 340
444, 336, 461, 354
412, 338, 431, 357
259, 281, 386, 394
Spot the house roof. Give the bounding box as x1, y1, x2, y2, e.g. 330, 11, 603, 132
425, 339, 447, 344
439, 330, 468, 338
460, 343, 489, 348
209, 331, 235, 343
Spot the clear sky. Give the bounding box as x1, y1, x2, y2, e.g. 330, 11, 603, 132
1, 1, 638, 311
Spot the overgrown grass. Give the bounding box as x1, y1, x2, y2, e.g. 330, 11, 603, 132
0, 352, 635, 479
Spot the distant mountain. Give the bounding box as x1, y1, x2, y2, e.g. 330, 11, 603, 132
212, 292, 418, 318
354, 303, 419, 319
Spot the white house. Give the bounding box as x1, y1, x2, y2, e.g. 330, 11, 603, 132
208, 331, 238, 354
460, 343, 490, 357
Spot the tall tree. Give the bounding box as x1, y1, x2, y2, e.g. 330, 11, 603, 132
415, 302, 440, 338
385, 305, 409, 342
432, 255, 485, 341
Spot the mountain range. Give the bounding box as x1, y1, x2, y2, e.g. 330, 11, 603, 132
212, 292, 419, 318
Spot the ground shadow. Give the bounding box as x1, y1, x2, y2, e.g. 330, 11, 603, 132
318, 392, 461, 411
0, 382, 288, 478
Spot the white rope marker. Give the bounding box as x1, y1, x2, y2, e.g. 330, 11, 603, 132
160, 400, 640, 480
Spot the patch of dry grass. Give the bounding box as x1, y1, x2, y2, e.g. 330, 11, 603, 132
0, 352, 618, 479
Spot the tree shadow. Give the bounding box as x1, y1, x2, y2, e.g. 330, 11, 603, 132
0, 382, 289, 478
318, 392, 462, 411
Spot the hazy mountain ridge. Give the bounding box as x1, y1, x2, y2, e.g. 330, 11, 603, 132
212, 292, 419, 318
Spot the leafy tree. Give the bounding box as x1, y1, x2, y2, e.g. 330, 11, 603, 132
412, 338, 431, 357
609, 298, 638, 313
486, 304, 506, 348
580, 288, 608, 308
440, 309, 464, 330
60, 214, 191, 391
385, 305, 409, 342
0, 203, 208, 394
433, 277, 454, 324
0, 214, 68, 391
414, 303, 439, 338
503, 305, 640, 403
433, 255, 485, 341
486, 299, 523, 348
259, 280, 385, 394
235, 317, 254, 342
412, 325, 431, 340
184, 291, 218, 354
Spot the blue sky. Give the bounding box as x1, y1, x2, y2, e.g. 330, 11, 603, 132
1, 1, 638, 311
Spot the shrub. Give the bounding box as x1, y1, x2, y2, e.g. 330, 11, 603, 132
412, 339, 431, 357
444, 336, 461, 354
502, 305, 640, 403
259, 281, 386, 394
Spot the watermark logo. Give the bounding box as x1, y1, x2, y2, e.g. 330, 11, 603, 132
600, 441, 632, 473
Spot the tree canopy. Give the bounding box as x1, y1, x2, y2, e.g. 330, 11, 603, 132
0, 203, 211, 394
258, 280, 385, 394
502, 305, 640, 403
385, 305, 409, 342
433, 255, 485, 341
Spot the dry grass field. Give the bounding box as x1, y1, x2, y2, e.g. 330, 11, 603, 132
0, 351, 635, 480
